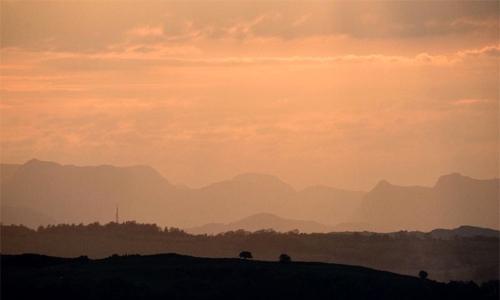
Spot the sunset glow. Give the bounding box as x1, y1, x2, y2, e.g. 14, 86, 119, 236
1, 1, 498, 190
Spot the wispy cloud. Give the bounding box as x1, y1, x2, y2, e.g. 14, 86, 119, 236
454, 99, 492, 106
457, 45, 500, 58
35, 50, 457, 67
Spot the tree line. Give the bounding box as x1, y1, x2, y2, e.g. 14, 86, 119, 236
2, 222, 498, 284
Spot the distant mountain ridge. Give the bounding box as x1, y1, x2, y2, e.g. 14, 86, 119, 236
1, 159, 498, 232
355, 173, 499, 231
188, 213, 500, 237
430, 225, 500, 240
186, 213, 331, 235
1, 159, 175, 225
1, 159, 364, 229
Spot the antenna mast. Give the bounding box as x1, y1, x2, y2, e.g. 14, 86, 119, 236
116, 205, 119, 224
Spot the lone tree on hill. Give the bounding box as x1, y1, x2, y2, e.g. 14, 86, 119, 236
279, 254, 291, 263
239, 251, 253, 260
419, 270, 428, 279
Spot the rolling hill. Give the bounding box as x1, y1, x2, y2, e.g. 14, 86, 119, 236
2, 253, 498, 300
430, 226, 500, 240
186, 213, 332, 235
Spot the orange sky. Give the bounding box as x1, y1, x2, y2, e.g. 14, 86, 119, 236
1, 1, 499, 190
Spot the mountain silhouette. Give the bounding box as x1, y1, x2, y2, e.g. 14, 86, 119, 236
1, 159, 364, 229
1, 159, 175, 225
186, 213, 390, 235
193, 173, 297, 223
353, 174, 499, 231
430, 225, 500, 240
1, 159, 498, 231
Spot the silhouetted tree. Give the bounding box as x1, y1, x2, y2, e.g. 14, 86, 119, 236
77, 255, 89, 264
419, 270, 428, 279
279, 253, 291, 263
239, 251, 253, 260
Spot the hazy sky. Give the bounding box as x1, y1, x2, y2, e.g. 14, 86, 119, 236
1, 1, 498, 191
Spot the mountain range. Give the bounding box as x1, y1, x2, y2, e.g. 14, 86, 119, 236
1, 159, 498, 232
353, 174, 499, 231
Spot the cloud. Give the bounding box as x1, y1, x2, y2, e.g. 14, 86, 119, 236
454, 99, 492, 106
6, 44, 490, 96
457, 45, 500, 58
414, 53, 452, 66
35, 50, 454, 70
2, 1, 498, 53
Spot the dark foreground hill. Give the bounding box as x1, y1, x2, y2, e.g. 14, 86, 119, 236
2, 253, 498, 300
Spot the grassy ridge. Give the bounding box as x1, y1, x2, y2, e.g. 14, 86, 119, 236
2, 253, 498, 300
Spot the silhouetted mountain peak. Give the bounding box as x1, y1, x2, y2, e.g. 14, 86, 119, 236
25, 158, 42, 164
23, 158, 60, 169
2, 159, 178, 225
240, 212, 280, 222
435, 173, 469, 187
357, 172, 499, 232
19, 159, 170, 185
373, 179, 392, 190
